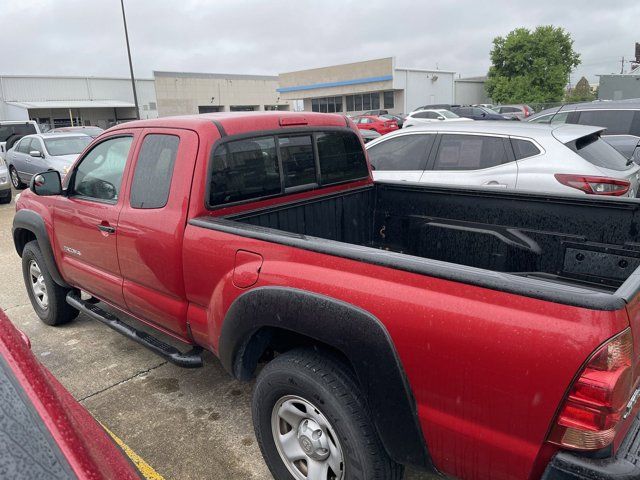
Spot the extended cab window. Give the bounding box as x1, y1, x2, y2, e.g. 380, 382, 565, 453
72, 136, 133, 202
130, 134, 180, 209
209, 130, 368, 207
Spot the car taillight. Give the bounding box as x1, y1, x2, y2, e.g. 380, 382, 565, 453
554, 174, 630, 196
549, 328, 635, 450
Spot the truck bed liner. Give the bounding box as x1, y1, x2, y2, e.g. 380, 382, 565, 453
193, 182, 640, 309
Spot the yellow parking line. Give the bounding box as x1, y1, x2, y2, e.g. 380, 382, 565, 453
100, 423, 165, 480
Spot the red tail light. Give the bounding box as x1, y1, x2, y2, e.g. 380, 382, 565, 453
549, 328, 636, 450
554, 174, 630, 196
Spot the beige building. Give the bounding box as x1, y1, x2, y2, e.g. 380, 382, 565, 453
154, 71, 291, 116
278, 57, 455, 115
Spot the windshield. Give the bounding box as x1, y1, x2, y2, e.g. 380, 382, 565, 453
0, 123, 37, 142
439, 110, 459, 119
572, 134, 631, 172
44, 137, 92, 156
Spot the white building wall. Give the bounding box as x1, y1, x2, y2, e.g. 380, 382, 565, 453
393, 69, 455, 112
454, 80, 490, 105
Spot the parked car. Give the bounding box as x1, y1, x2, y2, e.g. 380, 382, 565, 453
362, 109, 389, 116
412, 103, 459, 112
366, 121, 640, 196
528, 100, 640, 162
472, 103, 496, 110
0, 120, 41, 161
451, 105, 513, 120
380, 113, 406, 128
353, 114, 399, 134
51, 126, 105, 139
402, 109, 469, 128
6, 133, 92, 189
358, 128, 381, 143
493, 104, 535, 120
0, 157, 11, 203
13, 111, 640, 480
0, 308, 141, 479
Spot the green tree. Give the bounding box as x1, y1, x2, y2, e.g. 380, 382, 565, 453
565, 76, 595, 102
486, 26, 580, 104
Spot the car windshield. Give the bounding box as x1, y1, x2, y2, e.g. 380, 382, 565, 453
439, 110, 459, 119
44, 136, 92, 156
572, 134, 631, 172
0, 123, 37, 142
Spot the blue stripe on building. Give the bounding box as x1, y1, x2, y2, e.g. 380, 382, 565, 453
277, 75, 393, 93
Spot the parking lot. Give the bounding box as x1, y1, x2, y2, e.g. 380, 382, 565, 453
0, 189, 431, 480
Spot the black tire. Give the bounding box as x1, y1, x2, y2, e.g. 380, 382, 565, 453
253, 348, 403, 480
0, 188, 10, 204
22, 241, 78, 326
9, 166, 26, 189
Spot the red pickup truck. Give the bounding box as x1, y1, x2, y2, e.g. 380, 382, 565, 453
11, 112, 640, 480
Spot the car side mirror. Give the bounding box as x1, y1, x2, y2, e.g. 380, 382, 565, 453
29, 150, 43, 158
30, 170, 62, 196
481, 113, 486, 117
437, 116, 445, 121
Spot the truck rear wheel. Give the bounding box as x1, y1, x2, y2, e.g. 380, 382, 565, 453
252, 348, 403, 480
22, 241, 78, 326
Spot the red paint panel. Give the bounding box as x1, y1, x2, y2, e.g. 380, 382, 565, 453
182, 226, 629, 480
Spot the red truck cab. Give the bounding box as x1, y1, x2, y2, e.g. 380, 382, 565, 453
12, 111, 640, 480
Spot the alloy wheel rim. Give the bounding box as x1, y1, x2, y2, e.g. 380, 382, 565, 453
29, 260, 48, 310
271, 395, 344, 480
11, 168, 19, 188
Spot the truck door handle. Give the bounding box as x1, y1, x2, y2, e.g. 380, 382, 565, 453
97, 224, 116, 234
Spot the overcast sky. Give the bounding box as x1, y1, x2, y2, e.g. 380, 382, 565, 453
4, 0, 639, 85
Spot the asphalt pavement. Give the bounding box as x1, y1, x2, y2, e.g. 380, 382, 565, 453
0, 188, 434, 480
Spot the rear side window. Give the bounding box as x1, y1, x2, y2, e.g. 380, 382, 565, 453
317, 131, 368, 184
210, 137, 280, 206
209, 130, 368, 207
433, 134, 510, 170
16, 138, 33, 153
130, 134, 180, 209
572, 134, 630, 171
511, 139, 541, 160
576, 110, 635, 135
367, 134, 434, 171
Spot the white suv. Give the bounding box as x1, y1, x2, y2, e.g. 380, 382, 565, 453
366, 122, 640, 197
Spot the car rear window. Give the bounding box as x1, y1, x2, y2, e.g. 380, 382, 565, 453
0, 123, 37, 142
511, 139, 541, 160
572, 134, 630, 171
208, 129, 368, 207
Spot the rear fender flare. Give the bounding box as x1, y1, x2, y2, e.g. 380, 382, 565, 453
218, 286, 433, 470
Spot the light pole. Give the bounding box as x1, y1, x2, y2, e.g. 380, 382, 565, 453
120, 0, 140, 120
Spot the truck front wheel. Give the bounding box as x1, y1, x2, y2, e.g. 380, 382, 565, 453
22, 241, 78, 326
252, 348, 403, 480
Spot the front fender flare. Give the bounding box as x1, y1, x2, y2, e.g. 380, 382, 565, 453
219, 286, 432, 470
12, 209, 70, 288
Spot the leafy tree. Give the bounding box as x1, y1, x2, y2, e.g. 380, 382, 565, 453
565, 76, 595, 102
486, 26, 581, 104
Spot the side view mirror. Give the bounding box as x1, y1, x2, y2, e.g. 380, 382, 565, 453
437, 116, 445, 121
30, 170, 62, 196
481, 113, 487, 118
29, 150, 44, 158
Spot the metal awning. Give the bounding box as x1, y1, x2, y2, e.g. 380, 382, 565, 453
6, 100, 135, 109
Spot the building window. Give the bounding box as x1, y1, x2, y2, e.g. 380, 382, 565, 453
344, 93, 381, 112
383, 91, 394, 109
310, 96, 343, 113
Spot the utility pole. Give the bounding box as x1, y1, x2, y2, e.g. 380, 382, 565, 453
620, 56, 625, 74
120, 0, 140, 120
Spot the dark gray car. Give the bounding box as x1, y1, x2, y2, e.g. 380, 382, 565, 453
528, 100, 640, 163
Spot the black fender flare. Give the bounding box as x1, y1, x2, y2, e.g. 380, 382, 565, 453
218, 286, 433, 470
12, 209, 70, 288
